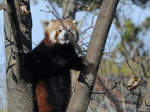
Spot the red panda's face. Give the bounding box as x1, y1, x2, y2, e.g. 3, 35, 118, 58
41, 20, 79, 46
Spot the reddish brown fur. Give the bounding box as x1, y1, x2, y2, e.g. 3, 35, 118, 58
36, 20, 79, 111
42, 20, 79, 46
42, 31, 52, 46
35, 81, 53, 112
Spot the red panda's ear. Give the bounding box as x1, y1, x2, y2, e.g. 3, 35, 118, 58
41, 20, 51, 30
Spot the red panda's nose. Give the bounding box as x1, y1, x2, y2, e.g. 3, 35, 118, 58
64, 33, 68, 38
64, 33, 70, 41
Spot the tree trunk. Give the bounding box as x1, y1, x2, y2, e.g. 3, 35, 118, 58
66, 0, 119, 112
63, 0, 76, 20
4, 0, 33, 112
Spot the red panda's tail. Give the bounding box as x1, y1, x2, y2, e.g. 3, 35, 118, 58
35, 81, 53, 112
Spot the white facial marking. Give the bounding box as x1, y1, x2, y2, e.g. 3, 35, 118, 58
57, 26, 69, 44
66, 25, 70, 30
50, 31, 57, 43
58, 30, 68, 44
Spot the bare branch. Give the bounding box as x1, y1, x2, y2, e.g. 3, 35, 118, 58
121, 42, 137, 76
96, 76, 123, 111
92, 82, 118, 94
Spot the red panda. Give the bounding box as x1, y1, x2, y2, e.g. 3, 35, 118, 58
22, 20, 84, 112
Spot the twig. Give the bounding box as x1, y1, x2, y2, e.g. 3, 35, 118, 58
48, 0, 61, 19
6, 44, 15, 74
96, 76, 123, 111
6, 64, 16, 73
80, 15, 95, 35
133, 48, 148, 78
75, 0, 96, 31
121, 42, 137, 76
40, 7, 59, 20
5, 42, 15, 48
92, 82, 118, 94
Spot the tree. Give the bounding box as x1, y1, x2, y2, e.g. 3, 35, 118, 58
4, 0, 34, 111
66, 0, 120, 111
62, 0, 76, 19
1, 0, 149, 111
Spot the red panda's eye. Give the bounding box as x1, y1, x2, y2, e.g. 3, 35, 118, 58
58, 29, 62, 32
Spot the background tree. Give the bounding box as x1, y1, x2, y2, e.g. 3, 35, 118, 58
4, 0, 34, 111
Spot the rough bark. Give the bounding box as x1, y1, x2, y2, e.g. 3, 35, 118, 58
4, 0, 33, 112
139, 78, 150, 111
66, 0, 120, 112
63, 0, 76, 20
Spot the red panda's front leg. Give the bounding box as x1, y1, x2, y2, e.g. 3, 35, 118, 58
69, 56, 85, 71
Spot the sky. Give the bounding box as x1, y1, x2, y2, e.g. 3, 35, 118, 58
0, 0, 150, 109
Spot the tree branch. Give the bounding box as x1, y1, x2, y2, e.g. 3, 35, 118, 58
66, 0, 120, 111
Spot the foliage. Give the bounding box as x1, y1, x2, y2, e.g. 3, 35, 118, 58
99, 59, 132, 76
142, 17, 150, 29
100, 15, 150, 77
0, 108, 7, 112
122, 19, 139, 42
